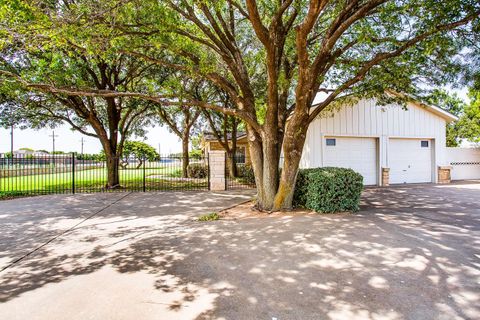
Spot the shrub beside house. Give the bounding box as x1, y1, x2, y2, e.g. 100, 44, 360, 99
294, 167, 364, 213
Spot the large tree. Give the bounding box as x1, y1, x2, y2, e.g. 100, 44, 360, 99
0, 53, 160, 187
2, 0, 479, 210
0, 1, 165, 187
123, 0, 479, 210
121, 140, 159, 169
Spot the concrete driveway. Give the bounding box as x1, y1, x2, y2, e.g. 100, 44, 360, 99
0, 183, 479, 320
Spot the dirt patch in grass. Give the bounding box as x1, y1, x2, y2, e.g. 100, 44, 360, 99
218, 201, 321, 220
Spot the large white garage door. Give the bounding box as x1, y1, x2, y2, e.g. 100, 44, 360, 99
389, 139, 432, 184
324, 137, 378, 185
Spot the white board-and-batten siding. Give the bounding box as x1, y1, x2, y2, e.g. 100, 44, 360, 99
300, 99, 448, 184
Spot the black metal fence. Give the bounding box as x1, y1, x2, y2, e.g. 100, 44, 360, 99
225, 154, 256, 189
0, 154, 209, 195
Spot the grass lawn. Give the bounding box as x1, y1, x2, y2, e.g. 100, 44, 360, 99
0, 167, 208, 193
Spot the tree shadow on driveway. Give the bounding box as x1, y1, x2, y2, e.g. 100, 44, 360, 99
0, 184, 479, 319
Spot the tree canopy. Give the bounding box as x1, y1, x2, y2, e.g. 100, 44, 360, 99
0, 0, 479, 209
458, 90, 480, 145
0, 0, 169, 187
121, 140, 158, 168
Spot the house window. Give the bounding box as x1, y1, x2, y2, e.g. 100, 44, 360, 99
421, 140, 429, 148
326, 138, 336, 146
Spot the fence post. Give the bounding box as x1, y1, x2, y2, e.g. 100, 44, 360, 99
207, 155, 210, 190
143, 156, 146, 192
72, 152, 75, 194
208, 151, 226, 191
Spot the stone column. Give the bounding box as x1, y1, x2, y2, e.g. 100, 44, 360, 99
381, 167, 390, 186
209, 151, 226, 191
438, 166, 452, 184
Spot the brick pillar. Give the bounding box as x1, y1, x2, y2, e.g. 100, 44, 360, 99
438, 166, 452, 184
382, 168, 390, 186
209, 151, 226, 191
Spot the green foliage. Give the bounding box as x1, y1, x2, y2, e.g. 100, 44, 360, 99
458, 90, 480, 144
187, 163, 208, 178
198, 212, 220, 221
123, 141, 158, 162
0, 191, 30, 200
293, 168, 364, 213
19, 147, 34, 151
189, 149, 203, 159
190, 135, 202, 154
423, 89, 466, 147
76, 153, 104, 161
237, 165, 255, 185
168, 151, 204, 159
1, 0, 478, 208
95, 151, 107, 162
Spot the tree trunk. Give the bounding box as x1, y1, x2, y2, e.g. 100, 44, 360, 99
272, 137, 306, 210
136, 158, 143, 169
230, 116, 238, 177
105, 153, 121, 188
226, 150, 237, 177
272, 109, 309, 210
182, 135, 189, 178
248, 109, 309, 211
247, 128, 281, 211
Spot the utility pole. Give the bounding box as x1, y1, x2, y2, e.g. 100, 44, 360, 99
10, 124, 13, 157
49, 130, 59, 154
80, 137, 84, 156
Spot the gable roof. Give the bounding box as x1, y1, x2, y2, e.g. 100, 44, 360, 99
310, 91, 458, 123
203, 131, 247, 141
387, 91, 458, 122
414, 101, 458, 122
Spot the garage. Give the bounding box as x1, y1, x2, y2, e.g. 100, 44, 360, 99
323, 136, 378, 185
389, 138, 433, 184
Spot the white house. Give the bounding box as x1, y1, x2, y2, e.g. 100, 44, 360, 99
300, 98, 459, 186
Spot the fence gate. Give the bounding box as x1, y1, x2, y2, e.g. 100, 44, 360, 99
225, 154, 256, 190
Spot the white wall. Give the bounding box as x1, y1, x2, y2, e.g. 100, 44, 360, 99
301, 99, 449, 184
447, 148, 480, 180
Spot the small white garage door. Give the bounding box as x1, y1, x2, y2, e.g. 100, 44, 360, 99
324, 137, 378, 185
389, 139, 432, 184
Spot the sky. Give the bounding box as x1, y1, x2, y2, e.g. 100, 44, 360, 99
0, 87, 471, 154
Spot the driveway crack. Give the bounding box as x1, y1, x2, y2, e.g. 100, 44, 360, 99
1, 192, 132, 272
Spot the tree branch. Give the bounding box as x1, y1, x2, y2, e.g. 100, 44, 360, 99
308, 9, 480, 122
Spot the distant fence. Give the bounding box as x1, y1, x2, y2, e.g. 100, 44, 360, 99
0, 153, 209, 195
225, 153, 256, 190
446, 147, 480, 180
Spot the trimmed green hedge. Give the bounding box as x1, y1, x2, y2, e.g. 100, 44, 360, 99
293, 167, 363, 213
